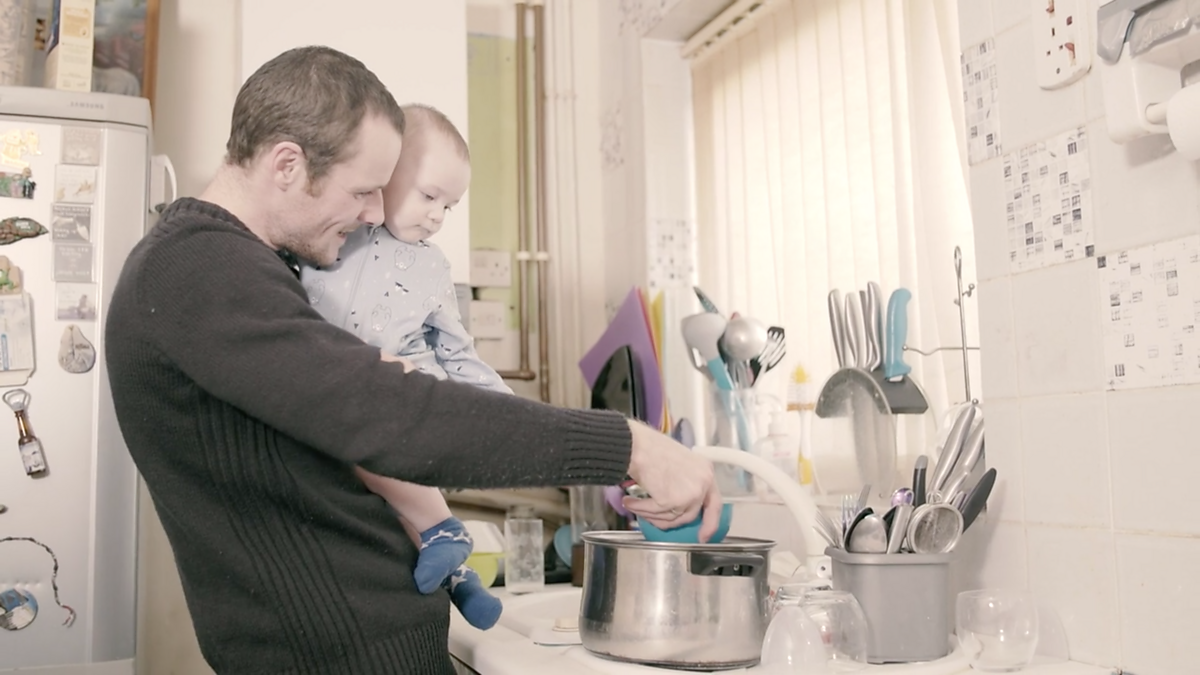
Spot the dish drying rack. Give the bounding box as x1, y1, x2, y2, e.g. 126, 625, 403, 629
902, 246, 981, 406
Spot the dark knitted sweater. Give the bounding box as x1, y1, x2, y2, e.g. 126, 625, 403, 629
104, 199, 633, 674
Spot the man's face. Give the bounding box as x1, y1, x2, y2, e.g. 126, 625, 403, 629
381, 134, 470, 244
275, 114, 403, 266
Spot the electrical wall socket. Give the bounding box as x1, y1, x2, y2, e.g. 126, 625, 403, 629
468, 300, 507, 340
1033, 0, 1092, 90
470, 249, 513, 288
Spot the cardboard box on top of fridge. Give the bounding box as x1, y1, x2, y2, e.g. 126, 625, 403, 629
43, 0, 95, 92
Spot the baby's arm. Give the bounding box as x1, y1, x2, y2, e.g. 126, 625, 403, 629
425, 287, 513, 394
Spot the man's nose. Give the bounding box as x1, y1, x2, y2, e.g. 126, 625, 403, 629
360, 190, 384, 225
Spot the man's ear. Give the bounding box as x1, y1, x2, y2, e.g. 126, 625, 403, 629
265, 141, 307, 191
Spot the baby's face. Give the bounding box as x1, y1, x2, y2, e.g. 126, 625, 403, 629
382, 134, 470, 244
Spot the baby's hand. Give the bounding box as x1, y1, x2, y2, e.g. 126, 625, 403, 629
380, 351, 417, 373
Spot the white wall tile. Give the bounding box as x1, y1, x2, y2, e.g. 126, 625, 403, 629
1020, 393, 1111, 528
952, 520, 1029, 601
980, 397, 1023, 521
977, 277, 1020, 399
992, 0, 1029, 35
1088, 118, 1200, 255
1107, 385, 1200, 536
1027, 526, 1120, 667
959, 0, 994, 49
1010, 261, 1104, 397
969, 160, 1011, 282
1115, 534, 1200, 674
994, 20, 1087, 151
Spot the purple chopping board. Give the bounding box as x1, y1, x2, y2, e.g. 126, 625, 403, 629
579, 287, 664, 430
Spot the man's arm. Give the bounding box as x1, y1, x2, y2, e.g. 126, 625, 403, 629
134, 228, 631, 489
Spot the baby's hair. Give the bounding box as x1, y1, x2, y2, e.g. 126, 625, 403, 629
401, 103, 470, 162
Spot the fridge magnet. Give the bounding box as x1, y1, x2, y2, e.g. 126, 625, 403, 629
0, 536, 76, 627
53, 242, 94, 283
56, 283, 97, 321
0, 257, 23, 295
0, 217, 48, 244
51, 203, 91, 242
0, 293, 35, 387
58, 325, 96, 374
0, 168, 36, 200
0, 587, 37, 631
0, 129, 42, 171
54, 165, 98, 204
4, 389, 46, 477
61, 127, 102, 166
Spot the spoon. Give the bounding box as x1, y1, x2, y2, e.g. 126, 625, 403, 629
721, 315, 769, 361
848, 513, 888, 553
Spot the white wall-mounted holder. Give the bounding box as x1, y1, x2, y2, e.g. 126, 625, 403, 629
1098, 0, 1200, 157
1034, 0, 1093, 89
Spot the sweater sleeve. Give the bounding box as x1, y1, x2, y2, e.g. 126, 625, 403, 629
136, 228, 631, 488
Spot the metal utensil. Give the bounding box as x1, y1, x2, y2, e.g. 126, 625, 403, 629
843, 507, 873, 550
960, 468, 997, 531
887, 503, 913, 553
845, 292, 867, 369
913, 455, 929, 507
829, 290, 847, 368
906, 502, 964, 554
693, 286, 722, 315
936, 420, 986, 503
848, 513, 888, 554
868, 281, 885, 370
928, 404, 978, 497
890, 487, 914, 506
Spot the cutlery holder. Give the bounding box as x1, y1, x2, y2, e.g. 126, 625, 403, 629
827, 547, 953, 664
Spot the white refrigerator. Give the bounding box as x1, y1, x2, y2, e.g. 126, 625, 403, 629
0, 86, 168, 674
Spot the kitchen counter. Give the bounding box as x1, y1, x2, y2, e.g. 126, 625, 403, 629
448, 586, 1113, 675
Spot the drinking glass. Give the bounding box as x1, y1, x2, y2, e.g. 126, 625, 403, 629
956, 589, 1039, 671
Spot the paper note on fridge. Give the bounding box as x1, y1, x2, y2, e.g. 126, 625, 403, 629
0, 293, 35, 386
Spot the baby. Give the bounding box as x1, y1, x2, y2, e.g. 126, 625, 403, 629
301, 104, 507, 629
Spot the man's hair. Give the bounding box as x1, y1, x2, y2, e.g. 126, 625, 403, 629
401, 103, 469, 162
225, 46, 407, 184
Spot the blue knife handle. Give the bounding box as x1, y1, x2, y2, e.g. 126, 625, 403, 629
884, 288, 912, 380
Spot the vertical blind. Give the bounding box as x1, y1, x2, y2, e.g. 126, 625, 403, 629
689, 0, 979, 462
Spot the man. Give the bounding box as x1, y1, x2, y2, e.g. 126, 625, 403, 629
104, 46, 721, 675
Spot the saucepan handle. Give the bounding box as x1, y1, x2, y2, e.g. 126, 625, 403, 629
688, 551, 765, 577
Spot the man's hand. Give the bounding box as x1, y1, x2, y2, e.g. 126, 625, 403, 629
380, 351, 417, 373
623, 419, 723, 542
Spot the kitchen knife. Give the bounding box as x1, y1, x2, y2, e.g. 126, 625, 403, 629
883, 288, 913, 381
912, 454, 928, 507
828, 289, 847, 368
868, 281, 884, 371
845, 292, 866, 369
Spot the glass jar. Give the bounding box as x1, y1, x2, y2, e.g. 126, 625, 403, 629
504, 504, 544, 593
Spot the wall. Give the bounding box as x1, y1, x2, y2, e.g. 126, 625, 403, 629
959, 2, 1200, 672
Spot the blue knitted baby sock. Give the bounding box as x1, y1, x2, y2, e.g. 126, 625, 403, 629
446, 565, 503, 630
414, 517, 473, 594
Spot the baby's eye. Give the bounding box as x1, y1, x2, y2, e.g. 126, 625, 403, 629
422, 192, 435, 201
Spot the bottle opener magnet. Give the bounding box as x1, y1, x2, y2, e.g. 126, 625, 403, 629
4, 389, 46, 476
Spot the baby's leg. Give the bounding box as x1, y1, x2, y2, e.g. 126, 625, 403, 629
355, 468, 503, 628
355, 468, 466, 590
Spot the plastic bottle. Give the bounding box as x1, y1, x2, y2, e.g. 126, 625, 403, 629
753, 411, 799, 495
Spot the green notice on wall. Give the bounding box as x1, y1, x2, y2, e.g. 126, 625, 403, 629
467, 33, 535, 330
